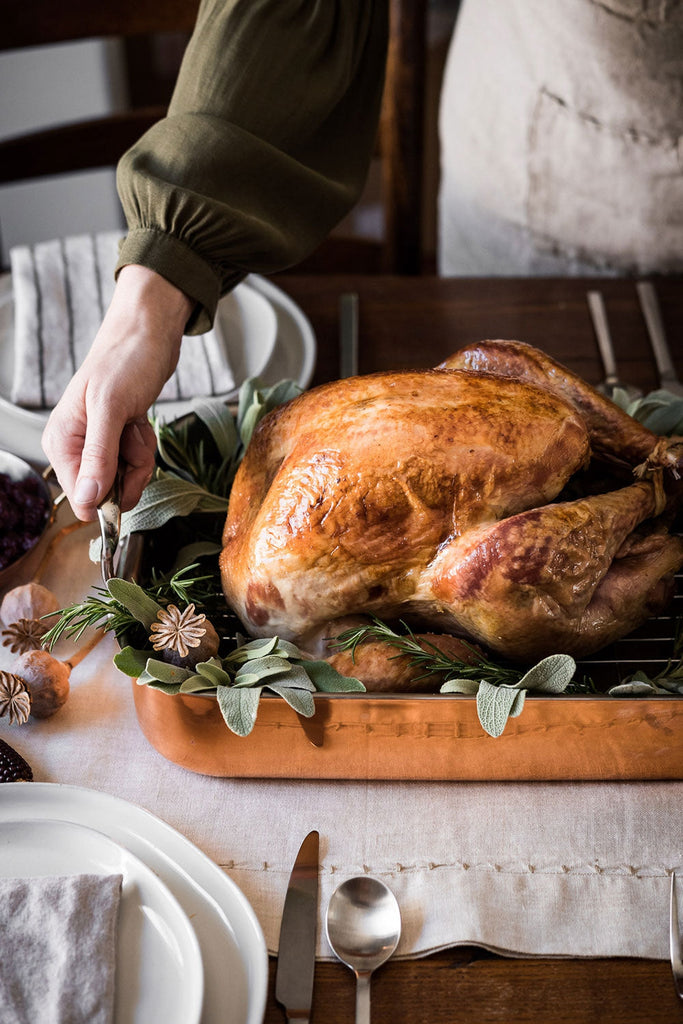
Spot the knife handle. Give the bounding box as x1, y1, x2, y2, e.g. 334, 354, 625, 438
637, 280, 678, 382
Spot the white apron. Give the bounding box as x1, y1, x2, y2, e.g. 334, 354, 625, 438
438, 0, 683, 275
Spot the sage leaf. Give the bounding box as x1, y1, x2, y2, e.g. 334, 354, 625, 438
235, 655, 293, 682
119, 476, 228, 538
226, 637, 280, 663
195, 660, 233, 687
192, 398, 239, 459
272, 639, 307, 660
440, 677, 480, 695
608, 681, 659, 696
238, 395, 265, 449
476, 680, 522, 738
262, 379, 301, 410
655, 678, 683, 695
266, 683, 315, 717
216, 685, 262, 736
297, 659, 365, 692
237, 379, 261, 429
179, 676, 215, 693
113, 646, 149, 678
642, 400, 683, 435
232, 671, 261, 687
274, 663, 316, 690
508, 688, 527, 717
143, 658, 194, 685
106, 578, 162, 629
517, 654, 576, 693
137, 673, 183, 695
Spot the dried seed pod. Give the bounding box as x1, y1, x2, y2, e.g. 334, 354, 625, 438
149, 603, 220, 668
0, 582, 59, 625
12, 649, 71, 719
2, 618, 48, 654
0, 671, 32, 724
0, 737, 33, 782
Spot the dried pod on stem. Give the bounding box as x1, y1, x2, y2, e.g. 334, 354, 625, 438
0, 521, 86, 643
9, 630, 103, 719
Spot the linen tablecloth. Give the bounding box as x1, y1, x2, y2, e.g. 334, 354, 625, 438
0, 517, 680, 962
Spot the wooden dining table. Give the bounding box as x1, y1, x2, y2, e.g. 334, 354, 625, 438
261, 272, 683, 1024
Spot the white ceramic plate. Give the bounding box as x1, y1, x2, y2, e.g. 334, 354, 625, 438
0, 784, 268, 1024
0, 272, 316, 463
0, 818, 204, 1024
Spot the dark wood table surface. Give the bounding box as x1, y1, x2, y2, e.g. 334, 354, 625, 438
265, 274, 683, 1024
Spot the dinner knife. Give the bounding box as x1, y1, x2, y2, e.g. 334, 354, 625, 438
275, 830, 320, 1023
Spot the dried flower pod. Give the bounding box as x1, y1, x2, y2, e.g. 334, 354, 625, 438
0, 671, 32, 725
0, 737, 33, 782
12, 649, 70, 719
149, 603, 220, 668
0, 582, 59, 626
2, 618, 48, 654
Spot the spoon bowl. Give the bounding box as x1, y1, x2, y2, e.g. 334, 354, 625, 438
325, 876, 401, 1024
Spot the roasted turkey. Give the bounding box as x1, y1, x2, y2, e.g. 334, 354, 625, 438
220, 340, 683, 665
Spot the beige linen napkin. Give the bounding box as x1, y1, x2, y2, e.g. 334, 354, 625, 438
0, 873, 122, 1024
9, 232, 235, 408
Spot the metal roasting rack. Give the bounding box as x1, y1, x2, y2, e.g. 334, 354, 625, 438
575, 569, 682, 691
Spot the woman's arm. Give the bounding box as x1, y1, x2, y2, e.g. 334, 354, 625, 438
44, 0, 388, 519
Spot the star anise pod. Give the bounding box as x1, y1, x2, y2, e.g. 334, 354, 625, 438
2, 617, 48, 654
149, 603, 211, 658
0, 671, 32, 725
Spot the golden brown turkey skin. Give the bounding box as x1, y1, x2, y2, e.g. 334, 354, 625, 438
220, 342, 683, 664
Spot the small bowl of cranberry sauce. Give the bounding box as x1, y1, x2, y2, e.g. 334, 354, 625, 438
0, 450, 53, 585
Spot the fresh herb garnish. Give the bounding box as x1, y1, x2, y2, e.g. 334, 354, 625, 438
41, 563, 222, 647
332, 618, 577, 737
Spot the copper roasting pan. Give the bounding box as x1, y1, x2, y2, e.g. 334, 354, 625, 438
131, 566, 683, 782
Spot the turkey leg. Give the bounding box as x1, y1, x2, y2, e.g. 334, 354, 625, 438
425, 479, 683, 661
442, 339, 683, 479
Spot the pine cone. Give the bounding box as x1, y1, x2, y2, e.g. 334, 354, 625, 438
0, 737, 33, 782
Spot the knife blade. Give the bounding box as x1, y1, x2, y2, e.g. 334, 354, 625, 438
275, 830, 320, 1023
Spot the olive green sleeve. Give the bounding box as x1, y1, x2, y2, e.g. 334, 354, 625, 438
116, 0, 388, 333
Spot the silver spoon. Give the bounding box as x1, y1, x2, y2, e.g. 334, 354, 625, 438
325, 876, 401, 1024
586, 290, 642, 402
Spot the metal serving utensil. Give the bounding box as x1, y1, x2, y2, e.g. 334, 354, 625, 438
586, 290, 642, 401
671, 871, 683, 1001
339, 292, 359, 379
636, 281, 683, 397
325, 876, 401, 1024
97, 463, 124, 584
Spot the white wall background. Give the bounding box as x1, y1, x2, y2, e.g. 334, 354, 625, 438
0, 40, 128, 267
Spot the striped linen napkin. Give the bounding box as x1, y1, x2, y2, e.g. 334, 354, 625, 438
9, 232, 235, 409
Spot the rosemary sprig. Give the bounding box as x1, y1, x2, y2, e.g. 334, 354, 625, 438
41, 564, 221, 647
332, 617, 523, 686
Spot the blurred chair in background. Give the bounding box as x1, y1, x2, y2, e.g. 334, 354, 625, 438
2, 0, 429, 275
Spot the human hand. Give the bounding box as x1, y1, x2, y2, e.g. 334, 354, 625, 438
42, 266, 193, 521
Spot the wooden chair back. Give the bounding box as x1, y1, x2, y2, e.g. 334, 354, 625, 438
2, 0, 427, 274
